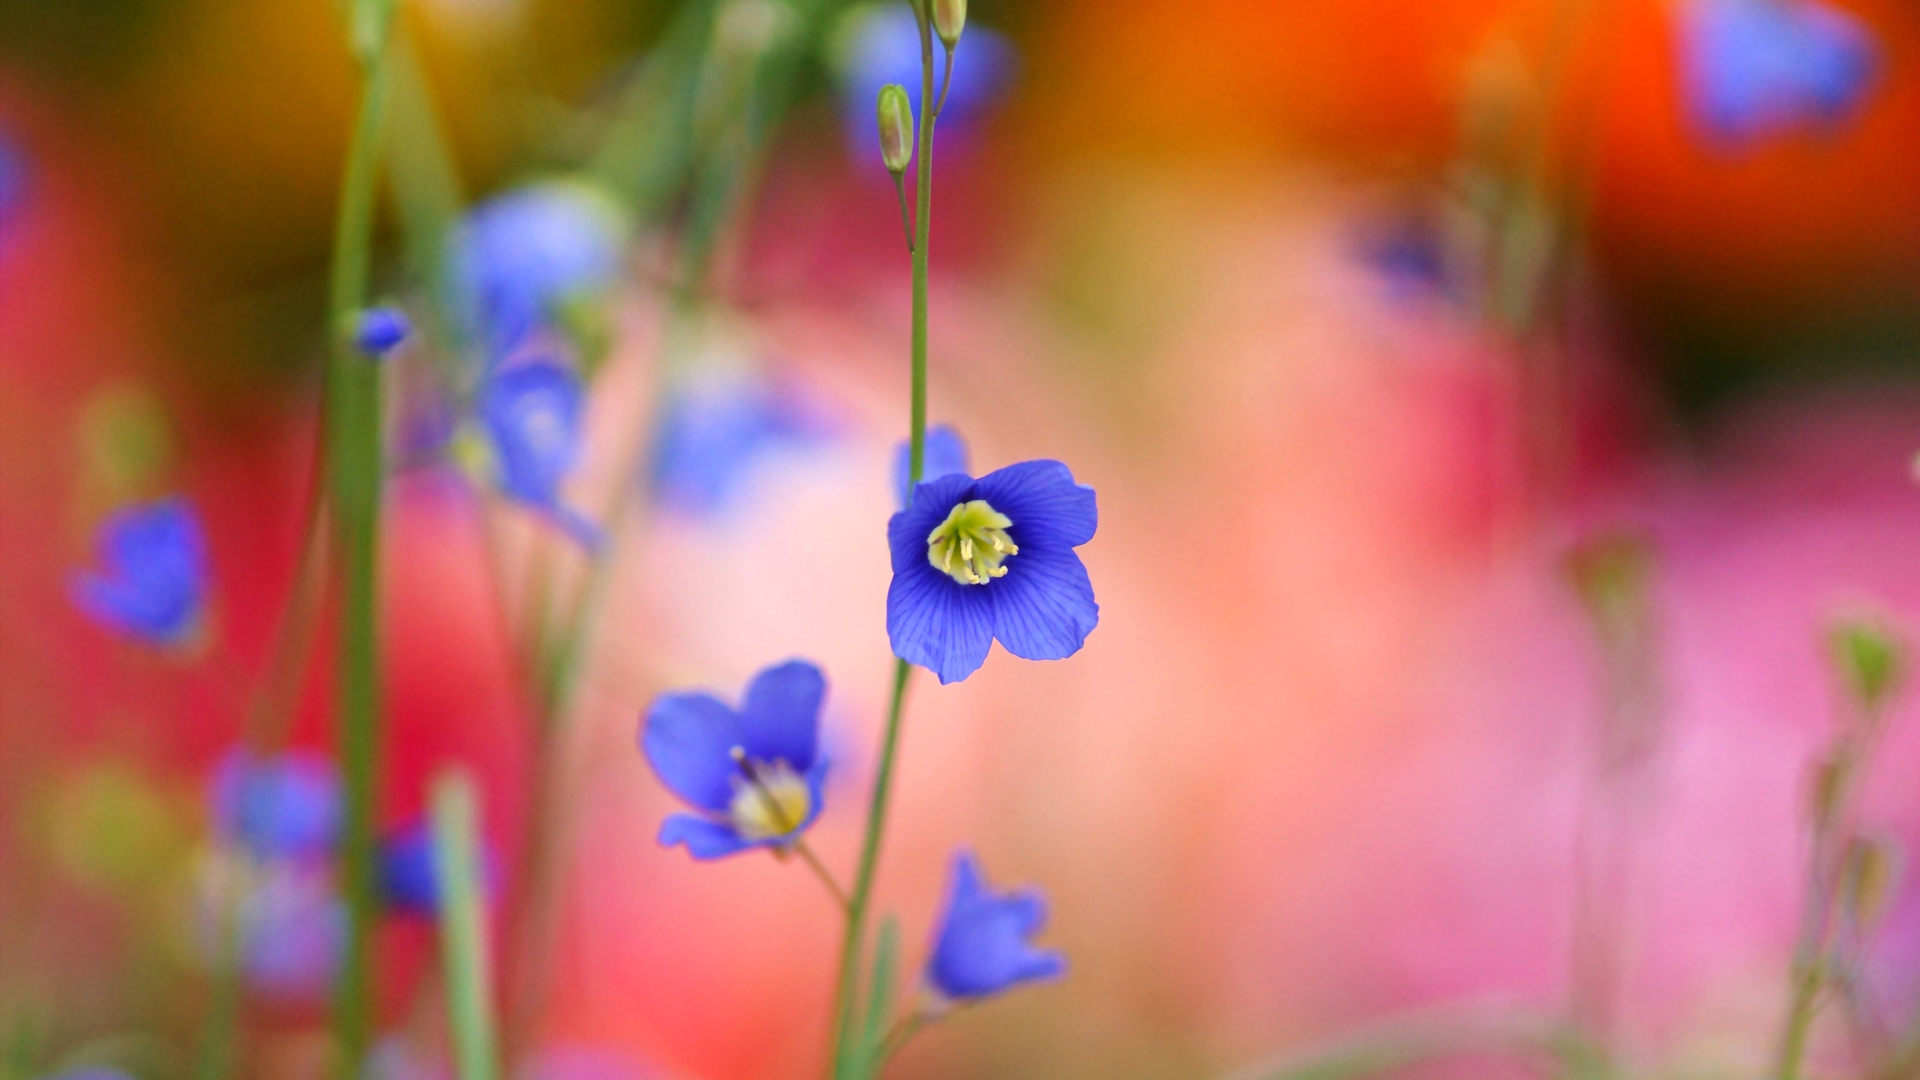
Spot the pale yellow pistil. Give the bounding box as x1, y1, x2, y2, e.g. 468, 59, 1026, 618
727, 746, 812, 843
927, 499, 1019, 585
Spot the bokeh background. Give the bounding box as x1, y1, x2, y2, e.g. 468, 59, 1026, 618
3, 0, 1920, 1079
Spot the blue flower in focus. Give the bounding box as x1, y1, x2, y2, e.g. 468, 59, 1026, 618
1679, 0, 1877, 146
478, 360, 601, 547
888, 460, 1098, 684
640, 660, 830, 860
452, 182, 624, 363
835, 4, 1015, 163
355, 305, 412, 358
925, 849, 1064, 1002
892, 423, 969, 510
239, 862, 344, 1000
70, 496, 209, 646
378, 817, 499, 917
650, 368, 824, 517
211, 748, 343, 862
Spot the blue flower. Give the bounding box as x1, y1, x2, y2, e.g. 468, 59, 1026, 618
451, 182, 624, 363
891, 423, 970, 510
639, 659, 830, 860
238, 862, 344, 1000
70, 496, 209, 646
888, 460, 1098, 684
477, 360, 601, 547
836, 4, 1015, 164
355, 305, 412, 357
377, 817, 498, 917
210, 748, 343, 862
925, 849, 1064, 1002
650, 367, 824, 517
1678, 0, 1877, 147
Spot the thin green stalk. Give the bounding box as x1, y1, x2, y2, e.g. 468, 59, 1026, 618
432, 770, 501, 1080
326, 7, 399, 1076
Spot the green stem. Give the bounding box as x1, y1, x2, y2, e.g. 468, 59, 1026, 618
326, 22, 397, 1080
432, 770, 501, 1080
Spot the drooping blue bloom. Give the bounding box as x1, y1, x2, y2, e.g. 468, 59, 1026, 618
210, 748, 343, 862
238, 862, 344, 1000
891, 423, 970, 510
355, 305, 412, 358
888, 460, 1098, 684
836, 4, 1015, 164
451, 182, 624, 363
377, 817, 499, 917
650, 367, 824, 517
70, 496, 209, 646
925, 849, 1064, 1002
640, 659, 830, 861
1678, 0, 1878, 147
477, 360, 601, 547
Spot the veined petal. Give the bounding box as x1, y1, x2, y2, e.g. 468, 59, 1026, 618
738, 660, 825, 771
990, 546, 1098, 662
640, 692, 743, 813
658, 813, 754, 860
974, 460, 1097, 550
888, 564, 994, 684
892, 424, 971, 509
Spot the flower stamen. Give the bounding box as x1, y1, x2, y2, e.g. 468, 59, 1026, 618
927, 500, 1018, 585
727, 745, 811, 843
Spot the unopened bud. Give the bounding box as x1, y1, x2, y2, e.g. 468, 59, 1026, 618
1840, 834, 1901, 930
933, 0, 966, 47
876, 84, 914, 174
1829, 618, 1904, 714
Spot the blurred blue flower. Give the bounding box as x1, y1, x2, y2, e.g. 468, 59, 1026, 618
888, 460, 1098, 684
452, 182, 624, 363
640, 659, 830, 860
377, 817, 499, 917
210, 748, 343, 862
1678, 0, 1877, 146
355, 305, 412, 358
238, 862, 344, 1000
892, 423, 970, 510
478, 360, 601, 547
650, 367, 825, 517
925, 849, 1064, 1001
835, 4, 1015, 164
70, 496, 209, 646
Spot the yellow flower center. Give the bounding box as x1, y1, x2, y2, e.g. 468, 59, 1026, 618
727, 748, 812, 843
927, 500, 1019, 585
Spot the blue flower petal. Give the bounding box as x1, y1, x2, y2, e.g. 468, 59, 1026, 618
658, 813, 754, 860
892, 424, 971, 509
211, 748, 343, 861
1679, 0, 1877, 146
926, 849, 1065, 1001
71, 496, 209, 645
974, 460, 1097, 551
990, 545, 1098, 662
889, 472, 979, 571
738, 659, 825, 771
355, 306, 412, 357
452, 183, 623, 362
640, 692, 743, 814
887, 562, 994, 684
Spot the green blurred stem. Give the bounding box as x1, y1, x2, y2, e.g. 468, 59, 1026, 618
325, 18, 397, 1079
827, 9, 938, 1076
433, 770, 501, 1080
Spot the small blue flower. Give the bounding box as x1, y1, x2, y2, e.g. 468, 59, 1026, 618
377, 817, 499, 917
1678, 0, 1878, 147
70, 496, 209, 646
238, 862, 344, 1000
888, 460, 1098, 684
836, 5, 1015, 163
891, 423, 970, 510
650, 367, 824, 517
210, 748, 343, 862
639, 660, 830, 861
355, 305, 412, 358
926, 849, 1064, 1002
478, 360, 601, 547
452, 183, 624, 363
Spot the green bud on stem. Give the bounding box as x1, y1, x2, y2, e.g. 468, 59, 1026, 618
876, 84, 915, 175
933, 0, 966, 47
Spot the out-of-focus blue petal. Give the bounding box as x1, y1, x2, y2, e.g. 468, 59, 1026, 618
650, 367, 824, 518
355, 306, 412, 357
378, 817, 501, 917
0, 133, 29, 251
886, 557, 996, 684
836, 5, 1016, 163
640, 692, 744, 813
974, 460, 1098, 550
738, 659, 825, 772
892, 424, 970, 509
888, 472, 978, 572
451, 182, 624, 362
210, 748, 343, 862
240, 863, 345, 1000
989, 545, 1098, 663
925, 849, 1065, 1001
70, 496, 209, 646
478, 361, 596, 544
658, 813, 754, 860
1679, 0, 1877, 147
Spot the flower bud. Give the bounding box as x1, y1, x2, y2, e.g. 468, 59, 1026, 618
933, 0, 966, 47
1840, 834, 1901, 930
1829, 618, 1904, 714
353, 305, 411, 358
876, 84, 914, 174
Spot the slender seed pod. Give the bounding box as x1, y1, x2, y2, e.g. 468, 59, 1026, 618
876, 84, 915, 174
